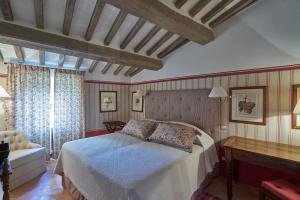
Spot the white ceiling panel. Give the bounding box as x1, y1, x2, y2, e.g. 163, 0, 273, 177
69, 0, 97, 39
45, 52, 60, 66
153, 34, 180, 57
125, 22, 156, 53
90, 4, 120, 45
141, 29, 168, 55
0, 44, 16, 60
44, 0, 67, 34
64, 55, 78, 68
10, 0, 35, 26
23, 48, 39, 63
110, 14, 139, 50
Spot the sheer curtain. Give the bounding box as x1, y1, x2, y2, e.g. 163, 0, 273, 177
5, 64, 51, 154
53, 70, 85, 158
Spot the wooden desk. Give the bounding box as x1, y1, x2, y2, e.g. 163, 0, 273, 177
224, 136, 300, 200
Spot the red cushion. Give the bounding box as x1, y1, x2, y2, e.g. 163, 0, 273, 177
262, 179, 300, 200
197, 193, 220, 200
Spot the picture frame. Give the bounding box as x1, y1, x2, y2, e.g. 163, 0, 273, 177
292, 84, 300, 129
99, 91, 117, 112
229, 86, 266, 125
132, 91, 144, 112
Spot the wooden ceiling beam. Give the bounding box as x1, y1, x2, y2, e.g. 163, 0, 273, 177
189, 0, 211, 17
114, 65, 125, 76
0, 21, 162, 70
113, 64, 125, 75
0, 0, 13, 21
157, 37, 189, 58
201, 0, 233, 24
39, 50, 45, 65
85, 0, 105, 41
0, 50, 4, 61
146, 31, 173, 56
75, 57, 83, 69
58, 54, 65, 67
124, 67, 138, 76
104, 10, 127, 45
101, 62, 112, 74
104, 0, 214, 44
13, 46, 24, 62
134, 25, 160, 53
120, 18, 145, 49
174, 0, 188, 9
63, 0, 76, 35
209, 0, 258, 28
34, 0, 44, 29
129, 68, 143, 77
88, 60, 98, 73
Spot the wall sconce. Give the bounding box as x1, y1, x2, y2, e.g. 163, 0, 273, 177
136, 89, 147, 98
208, 86, 229, 101
208, 86, 228, 130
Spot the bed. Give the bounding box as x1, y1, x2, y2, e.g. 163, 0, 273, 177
54, 89, 220, 200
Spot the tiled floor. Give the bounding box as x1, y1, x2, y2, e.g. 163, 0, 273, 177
11, 162, 258, 200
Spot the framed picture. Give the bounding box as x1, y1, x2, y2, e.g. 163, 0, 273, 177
99, 91, 117, 112
292, 84, 300, 129
132, 92, 144, 112
229, 86, 266, 125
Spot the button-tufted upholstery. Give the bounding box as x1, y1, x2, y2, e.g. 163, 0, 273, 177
0, 131, 41, 151
145, 90, 220, 140
260, 179, 300, 200
0, 130, 46, 190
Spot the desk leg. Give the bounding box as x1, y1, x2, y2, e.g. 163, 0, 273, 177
225, 148, 233, 200
233, 160, 240, 182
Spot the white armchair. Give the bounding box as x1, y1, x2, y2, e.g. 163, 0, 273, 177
0, 131, 46, 190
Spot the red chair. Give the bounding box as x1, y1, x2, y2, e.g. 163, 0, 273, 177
260, 179, 300, 200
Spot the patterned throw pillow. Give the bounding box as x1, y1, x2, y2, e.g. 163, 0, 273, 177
148, 123, 196, 153
121, 120, 157, 140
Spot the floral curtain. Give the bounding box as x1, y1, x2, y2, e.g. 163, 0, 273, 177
53, 69, 85, 158
5, 64, 51, 155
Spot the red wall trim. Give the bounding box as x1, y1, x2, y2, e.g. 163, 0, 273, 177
131, 64, 300, 85
84, 64, 300, 85
0, 73, 8, 78
84, 80, 131, 85
3, 64, 300, 84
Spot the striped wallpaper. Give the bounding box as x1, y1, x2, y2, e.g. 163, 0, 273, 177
84, 82, 131, 131
128, 66, 300, 146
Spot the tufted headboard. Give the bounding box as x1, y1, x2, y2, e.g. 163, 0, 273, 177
145, 89, 220, 140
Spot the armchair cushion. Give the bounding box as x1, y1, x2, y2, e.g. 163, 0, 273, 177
0, 130, 41, 151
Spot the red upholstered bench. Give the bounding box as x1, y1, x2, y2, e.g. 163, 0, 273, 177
260, 179, 300, 200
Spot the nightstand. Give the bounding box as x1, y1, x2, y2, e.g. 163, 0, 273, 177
103, 121, 126, 133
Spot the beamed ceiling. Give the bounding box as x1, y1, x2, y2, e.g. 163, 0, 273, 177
0, 0, 259, 77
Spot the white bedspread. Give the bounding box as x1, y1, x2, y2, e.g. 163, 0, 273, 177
54, 132, 218, 200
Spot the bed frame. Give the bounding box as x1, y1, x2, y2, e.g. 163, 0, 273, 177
63, 89, 220, 200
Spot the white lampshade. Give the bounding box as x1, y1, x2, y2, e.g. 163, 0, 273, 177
136, 89, 146, 97
293, 98, 300, 114
0, 86, 10, 98
208, 86, 228, 98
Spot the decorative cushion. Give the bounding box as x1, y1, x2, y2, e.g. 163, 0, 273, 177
121, 120, 157, 140
148, 123, 196, 152
262, 179, 300, 200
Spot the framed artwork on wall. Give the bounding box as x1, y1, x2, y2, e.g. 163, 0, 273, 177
132, 92, 144, 112
99, 91, 117, 112
292, 84, 300, 129
229, 86, 266, 125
